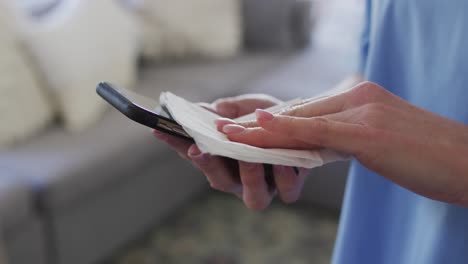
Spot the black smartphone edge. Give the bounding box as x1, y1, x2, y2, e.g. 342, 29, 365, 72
96, 82, 194, 142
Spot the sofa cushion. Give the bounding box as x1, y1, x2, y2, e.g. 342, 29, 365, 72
0, 54, 286, 210
0, 172, 34, 230
138, 0, 242, 60
243, 48, 355, 100
0, 1, 54, 147
3, 217, 47, 264
23, 0, 139, 132
243, 0, 314, 51
136, 54, 286, 101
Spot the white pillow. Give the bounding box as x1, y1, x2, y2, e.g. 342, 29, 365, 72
138, 0, 242, 59
0, 1, 54, 147
22, 0, 139, 131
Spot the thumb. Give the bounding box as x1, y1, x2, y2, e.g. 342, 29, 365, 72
255, 109, 368, 155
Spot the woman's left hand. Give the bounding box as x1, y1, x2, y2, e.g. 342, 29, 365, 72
218, 82, 468, 206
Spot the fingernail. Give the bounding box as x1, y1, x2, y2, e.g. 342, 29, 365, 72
188, 145, 210, 164
255, 109, 275, 122
222, 124, 245, 134
188, 144, 201, 156
153, 130, 169, 141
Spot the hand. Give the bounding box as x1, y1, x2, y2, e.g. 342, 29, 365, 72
219, 82, 468, 206
153, 94, 309, 210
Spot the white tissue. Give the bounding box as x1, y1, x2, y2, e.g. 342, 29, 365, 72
160, 92, 348, 169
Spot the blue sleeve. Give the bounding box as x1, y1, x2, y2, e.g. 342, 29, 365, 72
358, 0, 372, 74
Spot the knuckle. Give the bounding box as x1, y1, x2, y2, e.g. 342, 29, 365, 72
311, 117, 330, 142
357, 81, 384, 94
352, 81, 386, 103
361, 103, 388, 126
282, 117, 299, 137
312, 117, 330, 130
284, 105, 303, 117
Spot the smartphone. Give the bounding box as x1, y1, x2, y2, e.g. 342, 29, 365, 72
96, 82, 193, 141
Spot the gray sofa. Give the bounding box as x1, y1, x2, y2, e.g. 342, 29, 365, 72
0, 173, 47, 264
0, 52, 351, 264
0, 1, 357, 263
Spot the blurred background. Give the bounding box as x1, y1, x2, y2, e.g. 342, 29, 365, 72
0, 0, 363, 263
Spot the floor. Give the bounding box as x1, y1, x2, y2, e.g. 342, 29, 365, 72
107, 193, 339, 264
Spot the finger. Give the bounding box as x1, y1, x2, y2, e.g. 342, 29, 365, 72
239, 161, 273, 211
274, 166, 307, 204
237, 119, 262, 128
278, 92, 347, 117
222, 125, 317, 149
215, 118, 237, 132
220, 92, 348, 129
256, 109, 370, 155
188, 145, 243, 196
214, 118, 262, 132
276, 81, 382, 118
153, 130, 193, 160
214, 96, 279, 119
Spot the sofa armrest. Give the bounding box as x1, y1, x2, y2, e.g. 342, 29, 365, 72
0, 233, 8, 264
243, 0, 314, 51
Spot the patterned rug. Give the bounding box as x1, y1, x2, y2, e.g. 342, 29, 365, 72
107, 193, 339, 264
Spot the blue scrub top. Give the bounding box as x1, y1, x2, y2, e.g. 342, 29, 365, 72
333, 1, 468, 263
